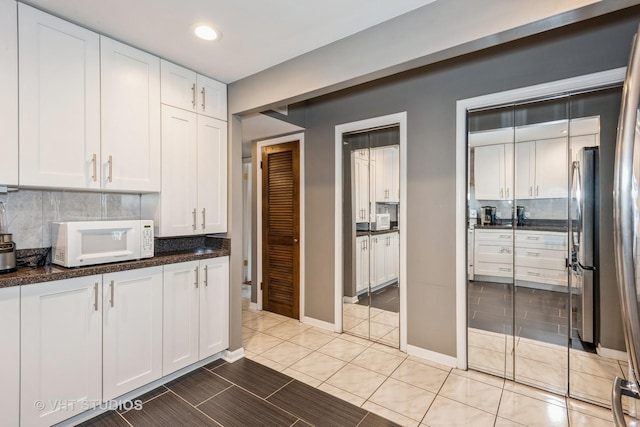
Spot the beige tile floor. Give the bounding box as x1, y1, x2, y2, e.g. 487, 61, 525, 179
241, 300, 630, 426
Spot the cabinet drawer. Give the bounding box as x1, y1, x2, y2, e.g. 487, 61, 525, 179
514, 248, 566, 271
515, 231, 566, 249
475, 243, 512, 264
475, 230, 514, 244
475, 262, 513, 277
515, 266, 567, 286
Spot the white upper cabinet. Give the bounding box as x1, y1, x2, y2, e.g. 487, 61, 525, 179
197, 73, 227, 120
0, 0, 17, 186
161, 59, 227, 120
160, 60, 198, 111
373, 147, 399, 203
143, 105, 227, 236
534, 137, 567, 198
515, 141, 535, 199
474, 143, 513, 201
198, 116, 228, 233
100, 36, 161, 192
18, 3, 101, 189
354, 150, 369, 223
146, 105, 198, 236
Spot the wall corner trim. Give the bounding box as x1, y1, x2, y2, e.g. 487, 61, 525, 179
406, 344, 458, 369
302, 316, 335, 332
222, 348, 246, 363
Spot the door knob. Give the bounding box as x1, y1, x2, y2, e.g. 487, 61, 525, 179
294, 238, 299, 243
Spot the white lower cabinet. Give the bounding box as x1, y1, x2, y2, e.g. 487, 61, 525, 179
514, 231, 567, 286
0, 286, 20, 427
163, 257, 229, 375
355, 235, 370, 294
369, 232, 399, 289
21, 276, 103, 427
473, 229, 513, 278
103, 267, 163, 401
199, 256, 230, 359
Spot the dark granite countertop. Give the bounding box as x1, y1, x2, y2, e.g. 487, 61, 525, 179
0, 236, 230, 289
356, 228, 400, 237
473, 219, 569, 233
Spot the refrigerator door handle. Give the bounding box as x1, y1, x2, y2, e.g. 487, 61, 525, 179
614, 23, 640, 417
578, 261, 596, 271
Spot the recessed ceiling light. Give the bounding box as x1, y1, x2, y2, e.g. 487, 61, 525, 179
194, 25, 219, 41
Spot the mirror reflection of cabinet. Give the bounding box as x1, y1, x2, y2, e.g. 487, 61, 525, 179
467, 88, 622, 408
342, 126, 400, 348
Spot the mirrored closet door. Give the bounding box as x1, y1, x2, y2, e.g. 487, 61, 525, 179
467, 86, 626, 407
342, 126, 400, 348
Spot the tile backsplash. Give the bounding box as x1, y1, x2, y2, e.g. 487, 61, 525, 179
0, 189, 141, 249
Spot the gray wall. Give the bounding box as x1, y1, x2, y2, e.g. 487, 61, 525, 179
297, 9, 639, 356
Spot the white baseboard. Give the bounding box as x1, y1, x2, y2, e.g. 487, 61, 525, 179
223, 347, 246, 363
597, 344, 628, 361
249, 302, 260, 310
407, 344, 458, 368
342, 296, 358, 304
302, 315, 335, 332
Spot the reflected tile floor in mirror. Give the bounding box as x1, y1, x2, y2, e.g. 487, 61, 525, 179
243, 300, 627, 426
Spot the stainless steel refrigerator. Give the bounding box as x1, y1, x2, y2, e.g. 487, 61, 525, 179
571, 147, 598, 345
613, 22, 640, 426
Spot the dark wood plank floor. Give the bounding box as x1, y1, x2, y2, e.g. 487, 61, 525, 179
79, 358, 400, 427
468, 280, 592, 351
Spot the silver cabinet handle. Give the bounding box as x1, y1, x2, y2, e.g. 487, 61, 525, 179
204, 265, 208, 287
529, 186, 533, 196
527, 271, 541, 276
194, 267, 199, 288
500, 188, 504, 199
109, 280, 114, 307
91, 154, 97, 182
499, 235, 511, 239
201, 87, 206, 111
201, 208, 206, 229
527, 251, 540, 256
535, 185, 539, 196
506, 188, 509, 199
94, 283, 99, 311
191, 83, 196, 108
526, 236, 539, 240
107, 155, 113, 183
192, 208, 197, 230
498, 267, 511, 272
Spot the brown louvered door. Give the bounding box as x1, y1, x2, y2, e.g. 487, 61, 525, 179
262, 141, 300, 319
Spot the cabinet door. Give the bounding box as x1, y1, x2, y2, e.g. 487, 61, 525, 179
0, 0, 17, 186
389, 147, 400, 203
103, 267, 163, 401
197, 74, 227, 120
160, 59, 197, 111
100, 36, 161, 192
373, 148, 387, 202
515, 141, 535, 200
535, 137, 568, 198
198, 116, 228, 233
21, 276, 102, 427
355, 236, 369, 294
163, 261, 200, 375
371, 236, 386, 287
504, 142, 514, 201
19, 4, 100, 189
0, 286, 19, 427
160, 105, 198, 236
199, 256, 230, 359
354, 154, 369, 223
474, 144, 504, 200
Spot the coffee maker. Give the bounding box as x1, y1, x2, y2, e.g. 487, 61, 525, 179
481, 206, 497, 225
516, 206, 526, 226
0, 202, 16, 273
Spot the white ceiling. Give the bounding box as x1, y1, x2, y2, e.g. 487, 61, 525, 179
22, 0, 436, 84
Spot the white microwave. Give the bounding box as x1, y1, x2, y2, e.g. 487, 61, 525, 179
51, 220, 154, 267
372, 213, 391, 231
